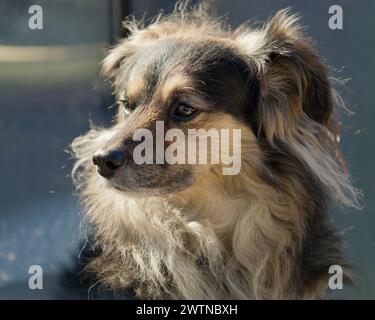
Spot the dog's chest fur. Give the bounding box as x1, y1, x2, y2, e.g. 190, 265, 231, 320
80, 185, 346, 300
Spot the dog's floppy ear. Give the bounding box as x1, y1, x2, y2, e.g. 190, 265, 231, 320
235, 10, 362, 208
236, 9, 335, 142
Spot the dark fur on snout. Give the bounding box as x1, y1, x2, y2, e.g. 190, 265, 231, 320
70, 2, 360, 299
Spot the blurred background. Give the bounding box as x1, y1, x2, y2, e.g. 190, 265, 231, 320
0, 0, 373, 299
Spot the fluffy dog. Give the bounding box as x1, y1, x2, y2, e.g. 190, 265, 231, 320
71, 3, 360, 299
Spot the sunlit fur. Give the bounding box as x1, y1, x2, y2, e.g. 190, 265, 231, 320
71, 2, 361, 299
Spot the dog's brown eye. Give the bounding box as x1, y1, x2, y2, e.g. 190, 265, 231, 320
119, 99, 133, 115
171, 104, 197, 121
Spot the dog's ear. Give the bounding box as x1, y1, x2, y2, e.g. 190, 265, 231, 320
236, 9, 335, 142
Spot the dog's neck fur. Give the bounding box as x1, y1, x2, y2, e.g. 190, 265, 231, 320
80, 158, 333, 299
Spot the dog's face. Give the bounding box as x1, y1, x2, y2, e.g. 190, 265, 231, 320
93, 39, 259, 194
90, 11, 335, 196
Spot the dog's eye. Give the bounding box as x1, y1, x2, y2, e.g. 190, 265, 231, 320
119, 99, 134, 115
170, 103, 198, 121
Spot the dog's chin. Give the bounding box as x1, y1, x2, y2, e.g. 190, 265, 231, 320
113, 185, 168, 198
97, 174, 192, 198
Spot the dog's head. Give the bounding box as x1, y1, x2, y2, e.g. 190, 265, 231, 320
73, 6, 356, 205
94, 34, 258, 193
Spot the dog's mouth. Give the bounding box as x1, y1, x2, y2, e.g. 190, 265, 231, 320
94, 161, 196, 195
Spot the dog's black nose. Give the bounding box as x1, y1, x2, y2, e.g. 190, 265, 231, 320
93, 150, 125, 178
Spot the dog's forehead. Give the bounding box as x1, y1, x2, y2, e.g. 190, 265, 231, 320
117, 38, 257, 114
119, 40, 185, 100
121, 40, 241, 84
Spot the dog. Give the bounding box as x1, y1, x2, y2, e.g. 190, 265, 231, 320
70, 3, 360, 299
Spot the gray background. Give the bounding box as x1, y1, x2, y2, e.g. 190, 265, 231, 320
0, 0, 373, 299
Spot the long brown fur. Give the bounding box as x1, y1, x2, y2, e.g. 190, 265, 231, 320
71, 2, 361, 299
